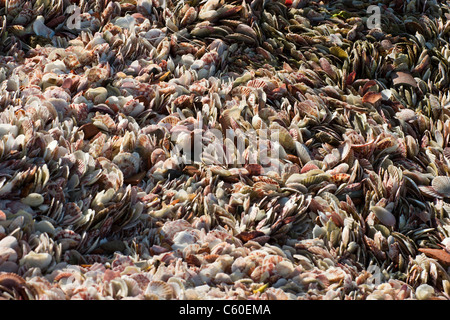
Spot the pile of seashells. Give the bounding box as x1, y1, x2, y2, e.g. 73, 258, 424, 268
0, 0, 450, 300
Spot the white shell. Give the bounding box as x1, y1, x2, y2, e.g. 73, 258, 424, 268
432, 176, 450, 197
20, 251, 52, 269
415, 284, 435, 300
22, 193, 44, 207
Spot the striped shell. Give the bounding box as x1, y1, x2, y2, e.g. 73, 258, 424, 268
329, 46, 348, 59
159, 115, 180, 126
431, 176, 450, 197
145, 280, 174, 300
112, 152, 140, 178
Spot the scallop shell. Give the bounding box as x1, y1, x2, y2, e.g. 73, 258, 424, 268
271, 124, 295, 151
159, 115, 180, 126
431, 176, 450, 197
145, 280, 174, 300
112, 152, 141, 178
295, 142, 312, 164
151, 148, 167, 166
0, 273, 27, 291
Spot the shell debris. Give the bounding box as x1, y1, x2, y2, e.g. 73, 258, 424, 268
0, 0, 449, 301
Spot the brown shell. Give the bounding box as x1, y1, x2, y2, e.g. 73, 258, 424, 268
252, 176, 279, 185
151, 148, 167, 166
418, 248, 450, 267
362, 91, 382, 105
0, 273, 26, 289
245, 164, 263, 176
330, 173, 350, 184
204, 254, 219, 263
79, 123, 101, 140
159, 115, 180, 126
236, 231, 266, 243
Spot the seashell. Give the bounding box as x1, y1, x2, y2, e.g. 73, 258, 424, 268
395, 108, 417, 122
415, 284, 435, 300
112, 152, 141, 178
431, 176, 450, 197
151, 148, 167, 166
329, 46, 348, 59
0, 124, 18, 138
285, 172, 330, 187
33, 16, 54, 38
245, 164, 263, 176
180, 7, 198, 27
236, 231, 266, 243
252, 114, 267, 130
392, 71, 417, 87
272, 126, 295, 151
21, 193, 44, 207
0, 247, 17, 262
0, 236, 18, 250
34, 220, 56, 236
0, 273, 27, 292
145, 280, 174, 300
19, 251, 52, 270
371, 206, 396, 227
79, 123, 101, 140
418, 248, 450, 267
226, 33, 256, 45
295, 142, 312, 164
330, 173, 350, 184
405, 135, 419, 158
301, 162, 320, 173
362, 91, 382, 105
85, 87, 108, 104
